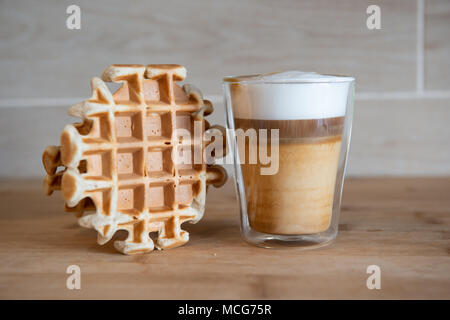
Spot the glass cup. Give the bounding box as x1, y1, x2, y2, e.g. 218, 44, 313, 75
223, 72, 355, 249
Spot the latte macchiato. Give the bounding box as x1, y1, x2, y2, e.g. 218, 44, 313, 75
235, 117, 343, 235
225, 71, 353, 237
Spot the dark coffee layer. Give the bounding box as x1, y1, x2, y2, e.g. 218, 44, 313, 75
234, 116, 344, 139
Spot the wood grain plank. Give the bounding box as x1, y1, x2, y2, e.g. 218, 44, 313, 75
0, 106, 72, 178
425, 0, 450, 90
0, 178, 449, 299
348, 98, 450, 176
0, 0, 416, 99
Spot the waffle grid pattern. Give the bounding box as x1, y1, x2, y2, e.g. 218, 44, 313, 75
43, 64, 226, 254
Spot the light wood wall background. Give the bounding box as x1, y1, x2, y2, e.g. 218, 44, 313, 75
0, 0, 449, 177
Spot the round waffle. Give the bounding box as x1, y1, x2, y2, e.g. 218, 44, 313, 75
43, 64, 227, 254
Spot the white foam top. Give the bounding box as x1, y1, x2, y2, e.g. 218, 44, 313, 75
226, 71, 354, 120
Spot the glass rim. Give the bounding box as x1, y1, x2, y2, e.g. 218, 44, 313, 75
223, 72, 355, 85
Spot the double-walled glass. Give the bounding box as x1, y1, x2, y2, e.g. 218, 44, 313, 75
223, 73, 354, 248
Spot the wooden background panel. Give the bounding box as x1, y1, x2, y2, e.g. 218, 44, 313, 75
1, 98, 450, 178
425, 0, 450, 90
0, 107, 72, 178
0, 0, 416, 99
349, 98, 450, 176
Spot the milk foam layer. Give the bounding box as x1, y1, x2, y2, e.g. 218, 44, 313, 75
226, 71, 354, 120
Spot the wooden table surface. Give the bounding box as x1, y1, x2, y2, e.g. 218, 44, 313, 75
0, 178, 449, 299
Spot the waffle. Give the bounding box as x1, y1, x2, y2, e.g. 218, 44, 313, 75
42, 64, 227, 254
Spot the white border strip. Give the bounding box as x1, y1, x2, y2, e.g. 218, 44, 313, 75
1, 90, 450, 108
417, 0, 425, 93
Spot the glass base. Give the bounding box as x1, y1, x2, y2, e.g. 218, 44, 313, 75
242, 228, 337, 250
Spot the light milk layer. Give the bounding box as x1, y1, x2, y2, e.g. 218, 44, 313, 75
226, 71, 354, 120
